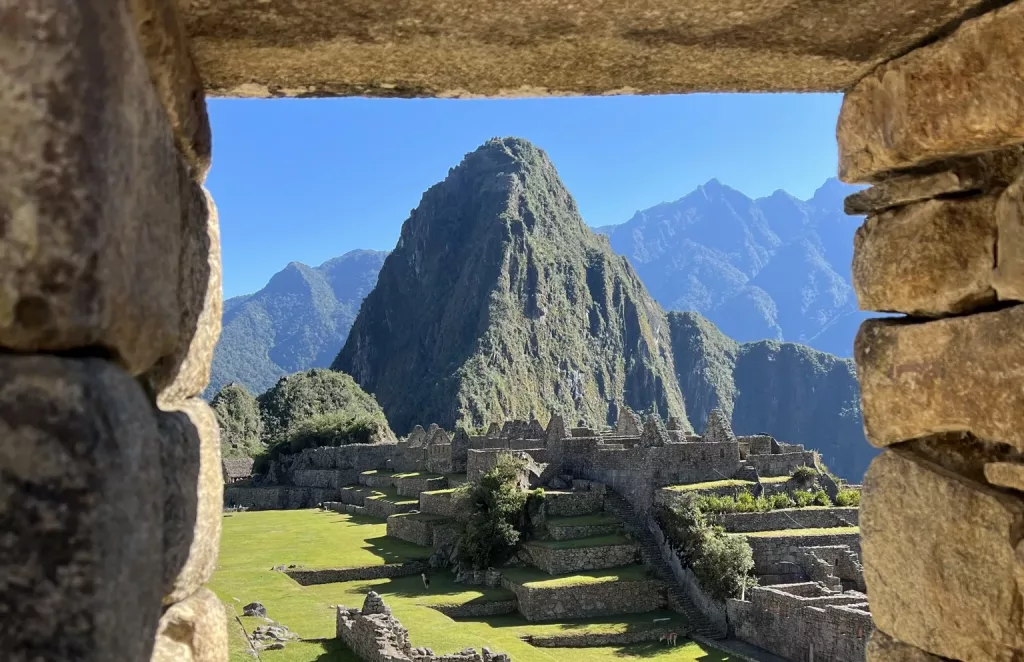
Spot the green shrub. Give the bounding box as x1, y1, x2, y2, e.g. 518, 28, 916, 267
769, 493, 795, 509
658, 495, 755, 601
835, 489, 861, 507
792, 490, 815, 507
812, 489, 832, 507
458, 455, 536, 570
790, 465, 818, 487
287, 411, 382, 453
211, 383, 265, 459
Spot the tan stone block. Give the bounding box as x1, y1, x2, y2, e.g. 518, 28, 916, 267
853, 195, 998, 315
994, 173, 1024, 301
151, 588, 229, 662
159, 399, 223, 605
856, 306, 1024, 450
866, 629, 952, 662
127, 0, 212, 180
838, 1, 1024, 182
0, 0, 187, 375
0, 355, 163, 660
985, 462, 1024, 493
144, 185, 223, 406
862, 450, 1024, 662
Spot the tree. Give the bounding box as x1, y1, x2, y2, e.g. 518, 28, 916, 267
211, 383, 264, 459
458, 455, 541, 570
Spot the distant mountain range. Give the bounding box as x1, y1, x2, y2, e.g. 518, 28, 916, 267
595, 177, 867, 357
206, 249, 387, 397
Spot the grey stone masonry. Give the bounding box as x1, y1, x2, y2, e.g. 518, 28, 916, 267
727, 583, 871, 662
502, 575, 667, 622
703, 408, 736, 444
524, 539, 639, 575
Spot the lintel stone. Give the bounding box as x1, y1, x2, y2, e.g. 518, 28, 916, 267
838, 0, 1024, 182
862, 450, 1024, 661
856, 305, 1024, 450
0, 0, 190, 376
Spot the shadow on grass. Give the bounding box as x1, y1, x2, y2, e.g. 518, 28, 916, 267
307, 638, 362, 662
363, 535, 432, 563
611, 641, 732, 660
346, 575, 515, 603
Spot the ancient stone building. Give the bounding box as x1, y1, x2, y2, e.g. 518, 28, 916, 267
4, 1, 1024, 661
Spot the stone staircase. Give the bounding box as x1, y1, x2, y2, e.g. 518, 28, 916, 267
603, 492, 727, 639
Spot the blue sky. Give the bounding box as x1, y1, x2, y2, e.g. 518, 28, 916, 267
207, 94, 843, 299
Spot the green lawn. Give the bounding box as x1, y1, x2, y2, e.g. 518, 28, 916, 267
546, 513, 619, 527
759, 476, 791, 484
528, 534, 632, 550
364, 488, 419, 506
212, 509, 737, 662
741, 526, 860, 538
502, 564, 653, 588
664, 480, 754, 492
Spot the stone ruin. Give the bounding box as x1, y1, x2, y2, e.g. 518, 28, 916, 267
8, 1, 1024, 660
336, 591, 510, 662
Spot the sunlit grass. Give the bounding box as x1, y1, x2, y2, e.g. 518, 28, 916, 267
741, 526, 860, 538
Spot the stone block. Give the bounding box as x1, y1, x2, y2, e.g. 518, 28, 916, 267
866, 629, 948, 662
984, 462, 1024, 493
994, 172, 1024, 301
158, 399, 223, 605
862, 450, 1024, 661
838, 1, 1024, 182
144, 186, 223, 406
852, 195, 998, 315
151, 588, 229, 662
0, 355, 163, 660
0, 0, 189, 376
856, 306, 1024, 451
127, 0, 212, 179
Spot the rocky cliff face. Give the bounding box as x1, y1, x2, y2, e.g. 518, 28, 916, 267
669, 311, 873, 480
333, 138, 689, 434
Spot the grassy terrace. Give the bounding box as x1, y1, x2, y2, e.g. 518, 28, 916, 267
663, 479, 754, 492
392, 471, 445, 479
759, 476, 791, 484
214, 510, 730, 661
741, 526, 860, 538
502, 564, 653, 588
546, 513, 619, 527
364, 488, 419, 506
529, 534, 632, 550
421, 487, 458, 496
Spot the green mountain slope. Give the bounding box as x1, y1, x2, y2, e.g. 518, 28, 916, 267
206, 249, 387, 397
669, 310, 873, 480
333, 138, 689, 435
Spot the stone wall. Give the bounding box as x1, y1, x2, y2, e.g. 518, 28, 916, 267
419, 490, 468, 521
429, 601, 519, 619
336, 593, 510, 662
387, 514, 459, 549
504, 577, 667, 621
225, 486, 337, 510
524, 541, 638, 575
727, 584, 872, 662
746, 532, 861, 580
649, 519, 729, 635
543, 486, 605, 517
396, 475, 448, 497
546, 521, 620, 541
524, 628, 671, 648
713, 507, 859, 533
748, 451, 817, 477
292, 468, 361, 488
288, 561, 429, 586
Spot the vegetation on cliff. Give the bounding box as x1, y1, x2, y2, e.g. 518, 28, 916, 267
211, 382, 265, 459
333, 138, 689, 434
669, 310, 873, 480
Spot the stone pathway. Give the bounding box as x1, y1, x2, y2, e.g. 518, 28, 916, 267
602, 492, 726, 639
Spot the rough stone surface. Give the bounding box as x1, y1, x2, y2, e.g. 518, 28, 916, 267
505, 576, 666, 621
0, 355, 163, 661
182, 0, 999, 98
0, 0, 190, 375
862, 450, 1024, 661
866, 630, 949, 662
146, 185, 223, 406
984, 462, 1024, 492
994, 172, 1024, 301
150, 588, 229, 662
856, 306, 1024, 450
839, 1, 1024, 182
852, 195, 998, 316
158, 399, 223, 605
127, 0, 212, 178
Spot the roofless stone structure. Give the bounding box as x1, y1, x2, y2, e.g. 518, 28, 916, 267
4, 1, 1024, 660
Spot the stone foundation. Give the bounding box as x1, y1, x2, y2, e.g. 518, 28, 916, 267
713, 507, 859, 533
524, 541, 638, 575
503, 577, 667, 622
